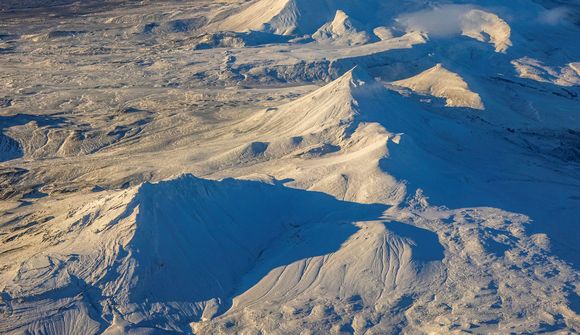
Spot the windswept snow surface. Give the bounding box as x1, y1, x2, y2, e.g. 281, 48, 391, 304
392, 64, 485, 109
312, 10, 372, 46
512, 57, 580, 86
396, 5, 513, 52
1, 0, 580, 334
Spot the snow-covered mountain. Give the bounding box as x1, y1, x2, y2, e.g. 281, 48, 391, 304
0, 0, 579, 334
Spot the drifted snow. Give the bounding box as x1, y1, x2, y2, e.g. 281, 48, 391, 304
215, 0, 394, 37
461, 9, 512, 53
392, 64, 485, 110
217, 0, 299, 35
312, 10, 371, 46
512, 57, 580, 86
397, 5, 512, 52
0, 0, 579, 334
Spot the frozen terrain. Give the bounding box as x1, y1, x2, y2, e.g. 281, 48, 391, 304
0, 0, 579, 334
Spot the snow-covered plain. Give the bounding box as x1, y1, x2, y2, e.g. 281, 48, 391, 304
0, 0, 579, 334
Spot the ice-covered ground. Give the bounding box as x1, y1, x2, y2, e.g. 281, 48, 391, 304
0, 0, 579, 334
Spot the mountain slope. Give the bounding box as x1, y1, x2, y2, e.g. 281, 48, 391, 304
215, 0, 388, 36
312, 10, 371, 46
0, 0, 579, 334
392, 64, 485, 109
397, 5, 512, 52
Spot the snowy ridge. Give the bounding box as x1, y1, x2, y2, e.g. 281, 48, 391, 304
0, 175, 442, 334
512, 57, 580, 86
392, 64, 485, 109
240, 67, 376, 135
204, 67, 410, 206
397, 5, 512, 52
216, 0, 384, 36
0, 0, 579, 334
217, 0, 321, 35
312, 10, 371, 46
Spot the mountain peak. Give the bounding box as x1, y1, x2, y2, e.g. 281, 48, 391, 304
392, 64, 484, 110
312, 10, 371, 45
335, 66, 377, 90
237, 67, 383, 138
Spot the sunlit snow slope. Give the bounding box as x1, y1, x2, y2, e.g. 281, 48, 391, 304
0, 0, 579, 334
